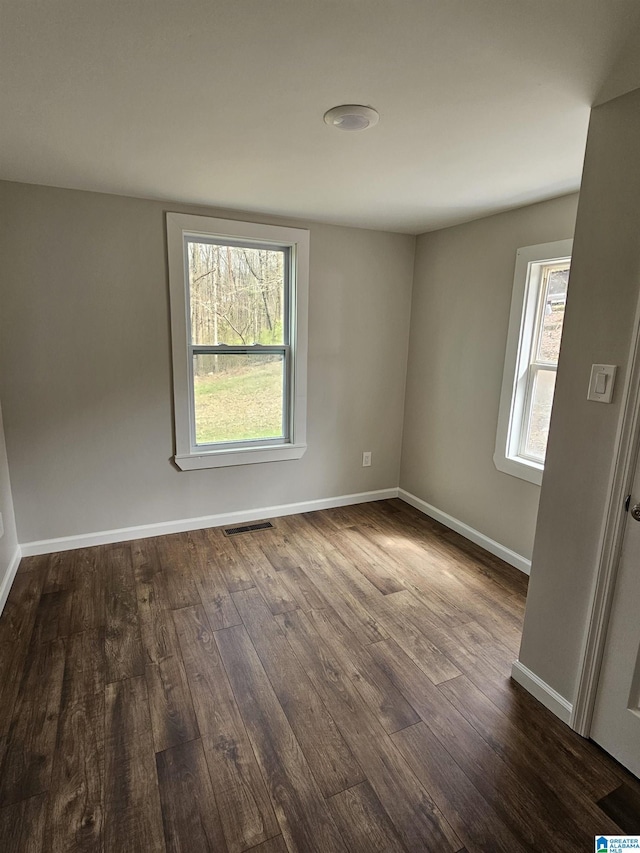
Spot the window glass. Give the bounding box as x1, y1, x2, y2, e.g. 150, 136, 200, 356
536, 263, 569, 364
192, 352, 285, 445
522, 369, 556, 461
187, 241, 286, 346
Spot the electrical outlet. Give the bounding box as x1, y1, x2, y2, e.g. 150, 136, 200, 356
362, 451, 372, 467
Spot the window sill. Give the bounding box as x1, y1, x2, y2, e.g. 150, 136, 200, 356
175, 443, 307, 470
493, 452, 543, 486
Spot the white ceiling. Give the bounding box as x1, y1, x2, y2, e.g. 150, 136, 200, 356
1, 0, 638, 234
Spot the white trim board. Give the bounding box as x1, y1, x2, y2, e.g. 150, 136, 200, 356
18, 486, 530, 580
511, 661, 573, 725
19, 488, 399, 556
0, 547, 22, 617
398, 489, 531, 575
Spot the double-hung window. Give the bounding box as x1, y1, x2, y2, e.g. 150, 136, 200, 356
494, 239, 572, 485
167, 213, 309, 470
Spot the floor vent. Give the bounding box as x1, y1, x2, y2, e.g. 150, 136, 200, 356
223, 521, 274, 537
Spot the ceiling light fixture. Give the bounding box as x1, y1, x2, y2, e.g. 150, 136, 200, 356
323, 104, 379, 132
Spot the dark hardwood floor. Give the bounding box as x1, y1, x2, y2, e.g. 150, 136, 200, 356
0, 498, 638, 851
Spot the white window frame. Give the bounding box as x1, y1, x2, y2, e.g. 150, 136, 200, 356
166, 212, 309, 470
494, 239, 572, 486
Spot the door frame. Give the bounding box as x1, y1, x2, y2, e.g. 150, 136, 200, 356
571, 287, 640, 735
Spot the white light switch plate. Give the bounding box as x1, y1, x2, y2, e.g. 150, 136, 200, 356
587, 364, 616, 403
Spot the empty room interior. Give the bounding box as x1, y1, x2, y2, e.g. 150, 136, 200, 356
2, 1, 640, 850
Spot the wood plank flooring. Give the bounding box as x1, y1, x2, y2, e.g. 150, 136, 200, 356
1, 498, 639, 851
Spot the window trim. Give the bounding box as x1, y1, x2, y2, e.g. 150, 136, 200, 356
166, 212, 309, 470
494, 239, 572, 486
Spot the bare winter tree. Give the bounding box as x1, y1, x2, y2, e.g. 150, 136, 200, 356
188, 241, 284, 376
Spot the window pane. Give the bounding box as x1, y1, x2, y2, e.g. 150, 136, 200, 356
523, 369, 556, 461
187, 241, 286, 346
192, 353, 285, 445
537, 263, 569, 364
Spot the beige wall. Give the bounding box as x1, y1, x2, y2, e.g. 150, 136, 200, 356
595, 19, 640, 105
519, 87, 640, 702
0, 182, 415, 544
400, 194, 579, 560
0, 400, 19, 589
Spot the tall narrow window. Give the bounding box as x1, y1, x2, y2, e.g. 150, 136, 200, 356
188, 240, 288, 446
167, 214, 309, 470
519, 260, 569, 462
495, 240, 572, 485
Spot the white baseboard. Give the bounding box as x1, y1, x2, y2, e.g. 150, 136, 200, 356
397, 489, 531, 575
511, 660, 573, 724
19, 488, 400, 557
0, 547, 22, 616
19, 486, 532, 579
